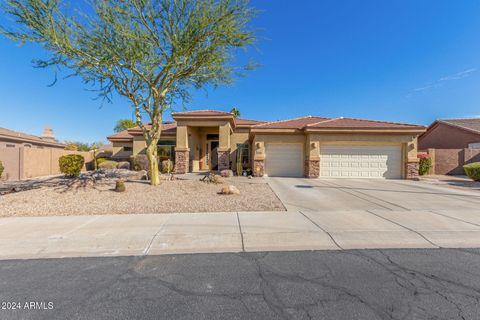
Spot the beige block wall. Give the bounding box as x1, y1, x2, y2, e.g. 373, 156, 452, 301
0, 146, 93, 180
133, 136, 147, 155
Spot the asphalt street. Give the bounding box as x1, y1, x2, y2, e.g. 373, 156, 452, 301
1, 249, 480, 319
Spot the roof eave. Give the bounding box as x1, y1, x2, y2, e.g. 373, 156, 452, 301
304, 128, 426, 134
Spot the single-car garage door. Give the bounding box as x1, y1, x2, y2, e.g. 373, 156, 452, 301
320, 145, 402, 179
265, 143, 303, 177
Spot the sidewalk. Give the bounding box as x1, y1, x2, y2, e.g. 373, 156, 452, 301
1, 208, 480, 260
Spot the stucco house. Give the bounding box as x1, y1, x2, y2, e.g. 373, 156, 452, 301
0, 127, 65, 149
107, 110, 425, 179
419, 118, 480, 150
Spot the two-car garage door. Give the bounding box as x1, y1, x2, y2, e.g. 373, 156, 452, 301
264, 143, 402, 179
320, 145, 402, 179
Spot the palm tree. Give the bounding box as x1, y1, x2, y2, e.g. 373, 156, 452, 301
230, 107, 241, 118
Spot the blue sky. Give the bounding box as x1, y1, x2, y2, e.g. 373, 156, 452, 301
0, 0, 479, 143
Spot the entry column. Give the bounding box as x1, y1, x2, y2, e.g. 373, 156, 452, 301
218, 122, 231, 171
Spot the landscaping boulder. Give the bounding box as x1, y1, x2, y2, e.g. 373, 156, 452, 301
220, 185, 240, 195
117, 161, 130, 170
200, 173, 223, 184
220, 169, 233, 178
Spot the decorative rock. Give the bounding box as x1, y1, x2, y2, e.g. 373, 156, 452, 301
220, 185, 240, 195
117, 161, 130, 170
220, 169, 234, 178
115, 179, 126, 192
200, 173, 223, 184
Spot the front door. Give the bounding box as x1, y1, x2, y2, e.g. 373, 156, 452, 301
210, 141, 219, 170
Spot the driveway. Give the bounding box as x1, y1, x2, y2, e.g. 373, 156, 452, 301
267, 177, 480, 211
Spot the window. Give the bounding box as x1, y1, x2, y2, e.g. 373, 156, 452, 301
157, 141, 176, 161
236, 143, 250, 167
123, 146, 133, 152
468, 142, 480, 149
6, 144, 15, 148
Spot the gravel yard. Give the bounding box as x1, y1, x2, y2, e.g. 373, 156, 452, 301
0, 177, 285, 217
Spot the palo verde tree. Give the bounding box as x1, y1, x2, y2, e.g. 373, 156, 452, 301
1, 0, 257, 185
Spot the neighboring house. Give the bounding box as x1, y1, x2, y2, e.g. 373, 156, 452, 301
419, 118, 480, 149
418, 118, 480, 175
107, 110, 425, 179
0, 127, 65, 149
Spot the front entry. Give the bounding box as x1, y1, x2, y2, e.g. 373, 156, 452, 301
209, 141, 219, 170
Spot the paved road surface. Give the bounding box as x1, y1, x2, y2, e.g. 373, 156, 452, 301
1, 249, 480, 319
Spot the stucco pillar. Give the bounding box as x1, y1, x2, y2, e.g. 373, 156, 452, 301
305, 136, 320, 178
253, 140, 265, 177
175, 125, 189, 174
406, 138, 419, 179
218, 122, 231, 171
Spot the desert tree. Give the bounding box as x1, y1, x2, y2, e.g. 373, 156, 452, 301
1, 0, 257, 185
114, 119, 136, 132
230, 107, 240, 117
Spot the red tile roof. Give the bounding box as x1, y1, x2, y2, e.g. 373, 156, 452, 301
107, 122, 177, 140
172, 110, 233, 116
306, 117, 425, 130
235, 118, 265, 126
438, 118, 480, 135
252, 116, 331, 130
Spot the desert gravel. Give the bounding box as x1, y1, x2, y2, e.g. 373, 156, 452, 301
0, 179, 285, 217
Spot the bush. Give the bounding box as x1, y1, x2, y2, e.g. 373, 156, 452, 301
98, 160, 118, 170
464, 162, 480, 181
162, 159, 174, 174
132, 154, 149, 171
59, 154, 85, 177
117, 161, 130, 170
418, 157, 432, 176
0, 160, 4, 178
96, 157, 110, 167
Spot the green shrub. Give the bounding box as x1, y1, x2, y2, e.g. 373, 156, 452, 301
0, 160, 4, 178
162, 159, 174, 174
96, 157, 110, 166
98, 160, 118, 170
464, 162, 480, 181
59, 154, 85, 177
418, 157, 432, 176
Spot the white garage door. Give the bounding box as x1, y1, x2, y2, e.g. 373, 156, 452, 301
265, 143, 303, 177
320, 145, 402, 179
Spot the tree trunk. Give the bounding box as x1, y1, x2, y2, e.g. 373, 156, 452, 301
146, 141, 160, 186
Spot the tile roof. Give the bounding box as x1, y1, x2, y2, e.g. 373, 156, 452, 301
235, 118, 265, 126
306, 117, 425, 130
0, 127, 65, 147
171, 110, 233, 116
252, 116, 331, 130
439, 118, 480, 135
107, 122, 177, 140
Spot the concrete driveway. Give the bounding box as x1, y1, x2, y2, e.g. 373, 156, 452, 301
267, 177, 480, 211
1, 178, 480, 260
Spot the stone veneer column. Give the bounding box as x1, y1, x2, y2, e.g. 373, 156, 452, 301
217, 149, 230, 171
174, 149, 190, 174
406, 160, 419, 179
253, 160, 265, 177
304, 159, 320, 178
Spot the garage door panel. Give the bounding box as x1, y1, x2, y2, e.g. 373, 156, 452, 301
320, 145, 402, 179
265, 144, 303, 177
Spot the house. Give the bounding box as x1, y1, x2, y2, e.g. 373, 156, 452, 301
0, 127, 65, 149
419, 118, 480, 150
107, 110, 426, 179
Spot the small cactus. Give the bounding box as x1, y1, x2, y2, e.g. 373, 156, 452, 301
0, 160, 4, 178
115, 179, 126, 192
